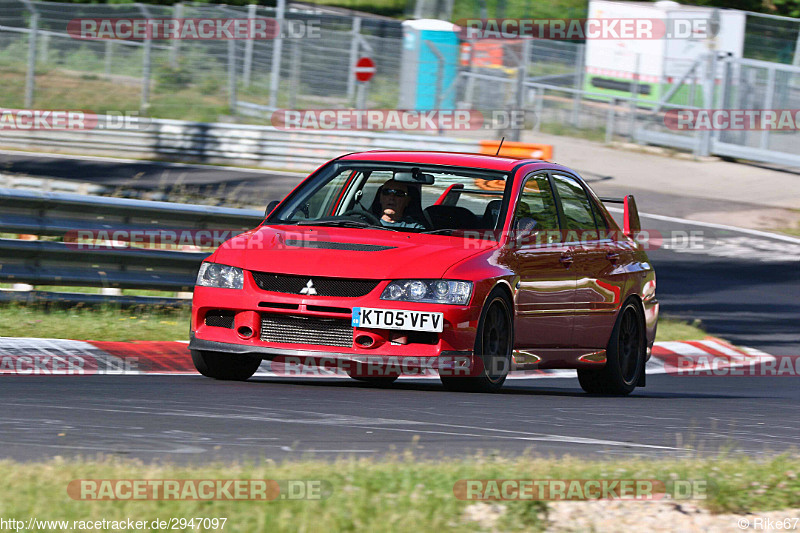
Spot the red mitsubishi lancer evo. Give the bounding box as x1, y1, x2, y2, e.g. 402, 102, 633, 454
189, 151, 658, 395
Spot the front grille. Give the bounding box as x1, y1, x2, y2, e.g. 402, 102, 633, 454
251, 272, 379, 297
260, 313, 353, 347
205, 310, 235, 329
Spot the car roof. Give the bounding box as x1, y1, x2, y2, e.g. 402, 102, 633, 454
338, 150, 546, 172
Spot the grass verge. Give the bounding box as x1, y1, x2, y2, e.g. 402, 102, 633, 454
0, 304, 189, 342
0, 304, 707, 343
1, 454, 798, 532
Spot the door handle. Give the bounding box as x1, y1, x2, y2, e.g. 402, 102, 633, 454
559, 253, 574, 268
606, 251, 620, 263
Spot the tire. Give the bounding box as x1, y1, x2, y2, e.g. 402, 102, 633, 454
347, 374, 399, 386
440, 288, 513, 393
577, 299, 645, 396
191, 350, 261, 381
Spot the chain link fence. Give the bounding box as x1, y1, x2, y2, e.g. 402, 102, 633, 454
0, 0, 403, 118
1, 1, 800, 167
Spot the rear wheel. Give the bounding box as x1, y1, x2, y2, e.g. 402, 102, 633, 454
577, 299, 645, 396
191, 350, 261, 381
440, 289, 513, 393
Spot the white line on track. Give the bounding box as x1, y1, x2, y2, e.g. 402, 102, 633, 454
607, 206, 800, 244
4, 401, 681, 451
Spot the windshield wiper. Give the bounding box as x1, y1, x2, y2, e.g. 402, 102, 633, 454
420, 228, 457, 235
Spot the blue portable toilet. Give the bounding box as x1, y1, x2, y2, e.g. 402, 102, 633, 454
399, 19, 459, 110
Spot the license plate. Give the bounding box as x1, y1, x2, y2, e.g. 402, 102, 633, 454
352, 307, 444, 333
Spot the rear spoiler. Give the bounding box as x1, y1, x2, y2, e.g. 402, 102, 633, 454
599, 195, 641, 238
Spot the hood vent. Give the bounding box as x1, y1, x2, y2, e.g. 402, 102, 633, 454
284, 239, 395, 252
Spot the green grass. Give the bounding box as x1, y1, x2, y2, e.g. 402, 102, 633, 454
654, 317, 707, 342
0, 284, 182, 298
0, 454, 798, 532
0, 304, 190, 342
0, 304, 706, 343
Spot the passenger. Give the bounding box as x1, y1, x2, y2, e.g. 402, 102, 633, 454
373, 180, 425, 229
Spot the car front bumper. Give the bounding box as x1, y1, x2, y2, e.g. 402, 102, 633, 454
190, 280, 483, 362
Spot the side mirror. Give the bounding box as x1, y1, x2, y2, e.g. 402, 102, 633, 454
266, 200, 280, 218
623, 195, 640, 239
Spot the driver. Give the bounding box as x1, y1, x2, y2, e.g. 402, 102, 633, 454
376, 180, 425, 229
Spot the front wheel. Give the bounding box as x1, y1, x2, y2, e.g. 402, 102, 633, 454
577, 299, 645, 396
440, 289, 513, 393
191, 350, 261, 381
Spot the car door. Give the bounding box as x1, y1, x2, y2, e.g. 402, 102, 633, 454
550, 172, 624, 350
510, 172, 577, 351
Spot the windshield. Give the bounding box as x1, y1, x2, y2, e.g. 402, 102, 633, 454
269, 162, 509, 237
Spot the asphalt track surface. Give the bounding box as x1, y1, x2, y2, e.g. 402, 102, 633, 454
1, 374, 797, 462
2, 151, 799, 462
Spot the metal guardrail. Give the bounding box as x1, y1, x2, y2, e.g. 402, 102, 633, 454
0, 187, 264, 297
0, 116, 481, 172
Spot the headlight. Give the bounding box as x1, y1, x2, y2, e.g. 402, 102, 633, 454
196, 263, 244, 289
380, 280, 472, 305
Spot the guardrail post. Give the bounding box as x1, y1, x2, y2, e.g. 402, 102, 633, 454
242, 3, 256, 86
346, 17, 362, 102
268, 0, 286, 109
24, 7, 38, 109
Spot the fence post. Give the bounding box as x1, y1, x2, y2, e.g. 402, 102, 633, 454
24, 10, 38, 109
268, 0, 286, 109
759, 66, 776, 151
228, 40, 237, 114
697, 51, 716, 157
794, 27, 800, 67
242, 3, 256, 86
425, 41, 445, 111
533, 86, 543, 133
570, 43, 585, 127
39, 32, 49, 65
511, 38, 530, 142
627, 53, 640, 142
169, 2, 183, 68
413, 0, 426, 19
463, 38, 477, 107
139, 4, 153, 111
104, 41, 113, 76
605, 98, 616, 144
346, 17, 362, 102
289, 40, 301, 109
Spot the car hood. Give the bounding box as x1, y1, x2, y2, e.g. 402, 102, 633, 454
214, 225, 497, 279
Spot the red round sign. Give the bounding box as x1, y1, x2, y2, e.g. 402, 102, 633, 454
354, 57, 376, 83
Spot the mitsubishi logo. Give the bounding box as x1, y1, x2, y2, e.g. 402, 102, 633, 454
299, 279, 317, 295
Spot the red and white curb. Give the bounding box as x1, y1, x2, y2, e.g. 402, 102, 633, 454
0, 336, 774, 378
